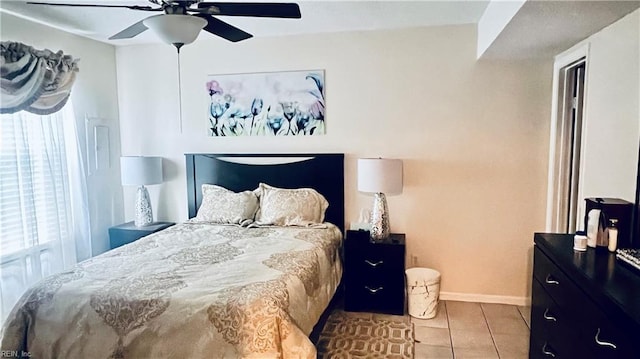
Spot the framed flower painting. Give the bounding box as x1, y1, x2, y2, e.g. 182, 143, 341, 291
206, 70, 325, 136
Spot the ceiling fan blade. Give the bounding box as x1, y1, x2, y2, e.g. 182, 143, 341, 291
195, 14, 252, 42
197, 2, 301, 18
26, 2, 160, 11
108, 20, 148, 40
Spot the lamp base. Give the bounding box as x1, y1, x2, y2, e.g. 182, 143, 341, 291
370, 192, 390, 241
135, 185, 153, 227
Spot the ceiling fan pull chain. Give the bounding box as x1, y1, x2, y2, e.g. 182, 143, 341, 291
177, 49, 184, 134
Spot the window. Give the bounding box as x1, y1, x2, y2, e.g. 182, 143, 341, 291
0, 102, 86, 323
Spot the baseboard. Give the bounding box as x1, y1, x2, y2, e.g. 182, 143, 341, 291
439, 291, 531, 307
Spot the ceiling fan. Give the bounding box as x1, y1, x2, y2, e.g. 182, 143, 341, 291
26, 1, 301, 50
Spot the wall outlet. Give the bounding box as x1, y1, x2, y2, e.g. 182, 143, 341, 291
412, 255, 418, 267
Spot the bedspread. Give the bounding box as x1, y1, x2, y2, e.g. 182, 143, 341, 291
0, 223, 343, 358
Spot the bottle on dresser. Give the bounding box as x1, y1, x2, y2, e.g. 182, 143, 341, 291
607, 218, 618, 252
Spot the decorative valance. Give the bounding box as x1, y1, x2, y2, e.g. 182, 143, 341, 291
1, 41, 79, 115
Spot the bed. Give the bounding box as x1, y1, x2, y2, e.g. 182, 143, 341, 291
0, 153, 345, 358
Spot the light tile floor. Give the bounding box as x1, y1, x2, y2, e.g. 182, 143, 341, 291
412, 301, 531, 359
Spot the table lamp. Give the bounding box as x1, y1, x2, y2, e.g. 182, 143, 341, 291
357, 158, 403, 241
120, 156, 163, 227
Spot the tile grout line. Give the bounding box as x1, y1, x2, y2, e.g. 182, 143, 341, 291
443, 301, 455, 358
479, 303, 501, 359
517, 306, 530, 329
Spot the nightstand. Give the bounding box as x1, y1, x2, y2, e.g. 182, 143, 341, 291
344, 229, 406, 315
108, 221, 174, 250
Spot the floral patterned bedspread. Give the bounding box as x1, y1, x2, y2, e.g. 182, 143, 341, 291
0, 223, 343, 358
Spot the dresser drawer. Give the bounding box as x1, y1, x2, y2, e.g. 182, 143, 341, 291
530, 278, 584, 358
529, 334, 563, 359
533, 247, 585, 311
575, 296, 638, 358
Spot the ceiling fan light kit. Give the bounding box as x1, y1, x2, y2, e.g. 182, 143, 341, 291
143, 14, 207, 48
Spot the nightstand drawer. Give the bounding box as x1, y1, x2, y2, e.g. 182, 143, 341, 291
347, 281, 405, 315
351, 248, 404, 276
352, 271, 403, 289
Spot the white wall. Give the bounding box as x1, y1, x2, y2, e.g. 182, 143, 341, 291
0, 13, 122, 256
553, 10, 640, 230
581, 10, 639, 201
117, 24, 552, 302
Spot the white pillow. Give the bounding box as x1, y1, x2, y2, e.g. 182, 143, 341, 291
193, 184, 259, 225
254, 183, 328, 226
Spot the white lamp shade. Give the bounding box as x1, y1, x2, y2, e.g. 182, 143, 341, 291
358, 158, 403, 195
143, 14, 207, 45
121, 156, 163, 186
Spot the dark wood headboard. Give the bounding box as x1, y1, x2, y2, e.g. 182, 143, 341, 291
185, 153, 345, 234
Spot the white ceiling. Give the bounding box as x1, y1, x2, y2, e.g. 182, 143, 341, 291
1, 0, 639, 59
483, 0, 640, 59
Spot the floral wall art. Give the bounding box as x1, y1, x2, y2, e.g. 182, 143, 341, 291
206, 70, 325, 136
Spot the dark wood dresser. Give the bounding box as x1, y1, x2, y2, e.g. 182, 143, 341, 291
344, 230, 406, 315
531, 233, 640, 358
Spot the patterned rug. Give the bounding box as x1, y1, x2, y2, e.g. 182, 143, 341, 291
316, 309, 414, 358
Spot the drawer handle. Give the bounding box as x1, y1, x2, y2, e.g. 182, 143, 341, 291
542, 342, 556, 357
543, 308, 557, 322
595, 328, 617, 349
364, 259, 384, 267
545, 274, 559, 285
365, 286, 383, 293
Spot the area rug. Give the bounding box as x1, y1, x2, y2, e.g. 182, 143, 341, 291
315, 310, 414, 358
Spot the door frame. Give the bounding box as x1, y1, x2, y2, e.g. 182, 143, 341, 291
545, 43, 590, 232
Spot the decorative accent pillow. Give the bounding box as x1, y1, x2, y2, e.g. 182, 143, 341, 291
254, 183, 329, 226
192, 184, 259, 225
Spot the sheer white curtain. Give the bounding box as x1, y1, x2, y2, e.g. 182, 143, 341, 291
0, 101, 91, 323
